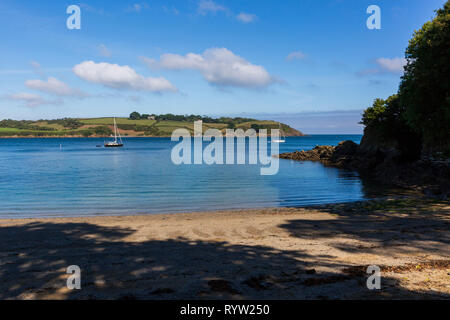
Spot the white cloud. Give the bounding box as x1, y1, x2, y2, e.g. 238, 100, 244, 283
358, 57, 407, 76
25, 77, 86, 97
98, 44, 112, 58
197, 1, 258, 23
73, 61, 177, 93
143, 48, 276, 89
125, 3, 149, 13
375, 57, 406, 73
197, 0, 227, 15
236, 12, 257, 23
4, 92, 62, 107
286, 51, 307, 61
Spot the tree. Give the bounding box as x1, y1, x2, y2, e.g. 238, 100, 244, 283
361, 95, 422, 161
361, 1, 449, 157
399, 1, 450, 152
361, 98, 387, 127
129, 111, 141, 120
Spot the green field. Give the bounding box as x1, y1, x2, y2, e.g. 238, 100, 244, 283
0, 117, 303, 137
0, 127, 25, 132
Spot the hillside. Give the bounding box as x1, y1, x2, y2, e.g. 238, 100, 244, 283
0, 117, 303, 138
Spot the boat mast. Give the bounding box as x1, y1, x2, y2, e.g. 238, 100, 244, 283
113, 117, 117, 143
116, 119, 122, 144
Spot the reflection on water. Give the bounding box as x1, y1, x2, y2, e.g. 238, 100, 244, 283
0, 135, 397, 218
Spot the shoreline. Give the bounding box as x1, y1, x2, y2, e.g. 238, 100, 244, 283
279, 141, 450, 198
0, 193, 421, 220
1, 197, 448, 299
0, 134, 308, 139
0, 135, 175, 139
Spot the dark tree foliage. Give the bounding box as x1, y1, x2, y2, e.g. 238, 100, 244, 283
398, 1, 450, 153
92, 126, 113, 135
129, 111, 141, 120
47, 118, 83, 129
129, 111, 257, 124
362, 95, 422, 160
361, 98, 387, 127
361, 1, 450, 157
0, 120, 37, 130
0, 119, 73, 131
78, 126, 113, 137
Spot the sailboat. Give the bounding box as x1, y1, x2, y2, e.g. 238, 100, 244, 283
273, 122, 286, 143
104, 117, 123, 148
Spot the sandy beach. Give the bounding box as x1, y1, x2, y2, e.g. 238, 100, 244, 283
0, 197, 449, 300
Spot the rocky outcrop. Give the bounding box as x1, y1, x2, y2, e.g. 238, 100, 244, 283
279, 141, 358, 168
279, 140, 450, 198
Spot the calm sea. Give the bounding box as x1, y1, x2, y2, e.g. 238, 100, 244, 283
0, 135, 386, 218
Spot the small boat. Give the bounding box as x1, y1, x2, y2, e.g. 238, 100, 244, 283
273, 122, 286, 143
104, 117, 123, 148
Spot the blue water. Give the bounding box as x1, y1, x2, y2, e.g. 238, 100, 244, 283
0, 135, 382, 219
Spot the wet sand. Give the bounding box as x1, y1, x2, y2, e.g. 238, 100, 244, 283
0, 198, 449, 299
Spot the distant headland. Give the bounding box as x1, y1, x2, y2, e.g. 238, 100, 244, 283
0, 112, 304, 138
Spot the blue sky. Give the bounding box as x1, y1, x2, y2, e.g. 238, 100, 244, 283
0, 0, 446, 133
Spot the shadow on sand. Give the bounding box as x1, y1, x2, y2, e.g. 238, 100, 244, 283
1, 201, 448, 299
